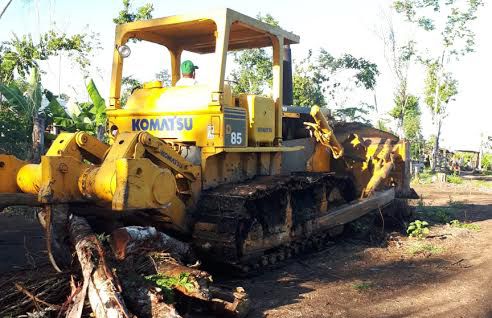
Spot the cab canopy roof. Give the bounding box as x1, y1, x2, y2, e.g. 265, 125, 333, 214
116, 8, 300, 54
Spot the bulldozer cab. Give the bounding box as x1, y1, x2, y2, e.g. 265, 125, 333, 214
107, 8, 299, 149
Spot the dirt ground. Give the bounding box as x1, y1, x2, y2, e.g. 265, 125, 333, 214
1, 182, 491, 317
238, 182, 492, 318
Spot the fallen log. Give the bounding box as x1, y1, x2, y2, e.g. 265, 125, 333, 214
69, 215, 130, 318
110, 226, 195, 263
118, 272, 182, 318
151, 258, 212, 301
209, 286, 250, 318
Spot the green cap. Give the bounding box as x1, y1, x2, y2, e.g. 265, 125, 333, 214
180, 60, 198, 75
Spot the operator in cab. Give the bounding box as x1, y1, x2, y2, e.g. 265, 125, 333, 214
176, 60, 198, 86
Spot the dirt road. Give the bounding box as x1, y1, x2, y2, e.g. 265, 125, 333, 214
239, 183, 492, 318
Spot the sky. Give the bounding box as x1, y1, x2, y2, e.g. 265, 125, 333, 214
0, 0, 491, 151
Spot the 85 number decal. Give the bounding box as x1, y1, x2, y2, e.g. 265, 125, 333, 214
230, 132, 243, 145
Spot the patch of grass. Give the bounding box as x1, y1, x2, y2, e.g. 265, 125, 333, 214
415, 200, 457, 224
449, 219, 481, 231
352, 281, 374, 291
406, 220, 430, 238
407, 242, 444, 255
145, 273, 195, 302
447, 197, 466, 207
447, 174, 463, 184
413, 169, 436, 184
471, 180, 492, 189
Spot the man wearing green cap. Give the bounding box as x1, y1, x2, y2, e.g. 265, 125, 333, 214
176, 60, 199, 86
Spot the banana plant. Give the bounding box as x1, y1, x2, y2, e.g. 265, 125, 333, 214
0, 67, 45, 162
86, 79, 107, 140
44, 78, 107, 140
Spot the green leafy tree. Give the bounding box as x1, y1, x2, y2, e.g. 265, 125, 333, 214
292, 50, 326, 107
44, 79, 107, 140
229, 14, 278, 95
230, 13, 379, 124
0, 31, 98, 83
0, 68, 46, 162
389, 94, 423, 158
424, 62, 458, 167
393, 0, 484, 170
316, 50, 379, 123
113, 0, 154, 24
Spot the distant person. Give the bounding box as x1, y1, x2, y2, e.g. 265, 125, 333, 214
176, 60, 198, 86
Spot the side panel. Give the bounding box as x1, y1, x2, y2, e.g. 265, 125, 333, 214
223, 107, 247, 147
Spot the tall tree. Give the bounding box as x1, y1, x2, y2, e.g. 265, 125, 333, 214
292, 51, 326, 107
377, 11, 417, 137
113, 0, 154, 24
423, 62, 458, 165
389, 94, 423, 158
0, 68, 46, 162
229, 14, 278, 96
393, 0, 483, 170
316, 50, 379, 123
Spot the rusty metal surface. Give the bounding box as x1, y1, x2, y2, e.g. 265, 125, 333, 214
192, 173, 357, 267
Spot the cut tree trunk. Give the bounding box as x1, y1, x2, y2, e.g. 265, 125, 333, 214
153, 259, 212, 300
69, 215, 130, 318
32, 115, 45, 163
118, 272, 182, 318
431, 118, 442, 172
208, 286, 250, 318
111, 226, 195, 263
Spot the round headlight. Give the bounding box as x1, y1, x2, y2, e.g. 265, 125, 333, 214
117, 45, 131, 58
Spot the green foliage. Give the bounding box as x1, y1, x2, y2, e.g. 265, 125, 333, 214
449, 219, 480, 231
352, 281, 374, 291
415, 204, 454, 224
113, 0, 154, 24
44, 79, 107, 136
230, 14, 277, 96
481, 153, 492, 171
446, 174, 463, 184
230, 13, 379, 122
318, 50, 379, 90
292, 51, 326, 107
0, 104, 31, 159
413, 168, 435, 184
424, 62, 458, 117
86, 79, 106, 126
393, 0, 483, 54
407, 220, 430, 238
120, 76, 142, 106
0, 31, 98, 83
408, 242, 444, 255
389, 94, 422, 151
0, 68, 43, 121
145, 273, 195, 302
376, 118, 393, 133
333, 107, 371, 125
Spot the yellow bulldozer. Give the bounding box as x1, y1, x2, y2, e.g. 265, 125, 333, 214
0, 8, 414, 271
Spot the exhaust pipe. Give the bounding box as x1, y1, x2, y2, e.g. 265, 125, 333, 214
283, 44, 293, 106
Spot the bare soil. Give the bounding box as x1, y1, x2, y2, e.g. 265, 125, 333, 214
237, 182, 492, 317
1, 182, 491, 317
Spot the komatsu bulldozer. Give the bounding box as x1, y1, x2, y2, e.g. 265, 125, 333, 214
0, 9, 413, 270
